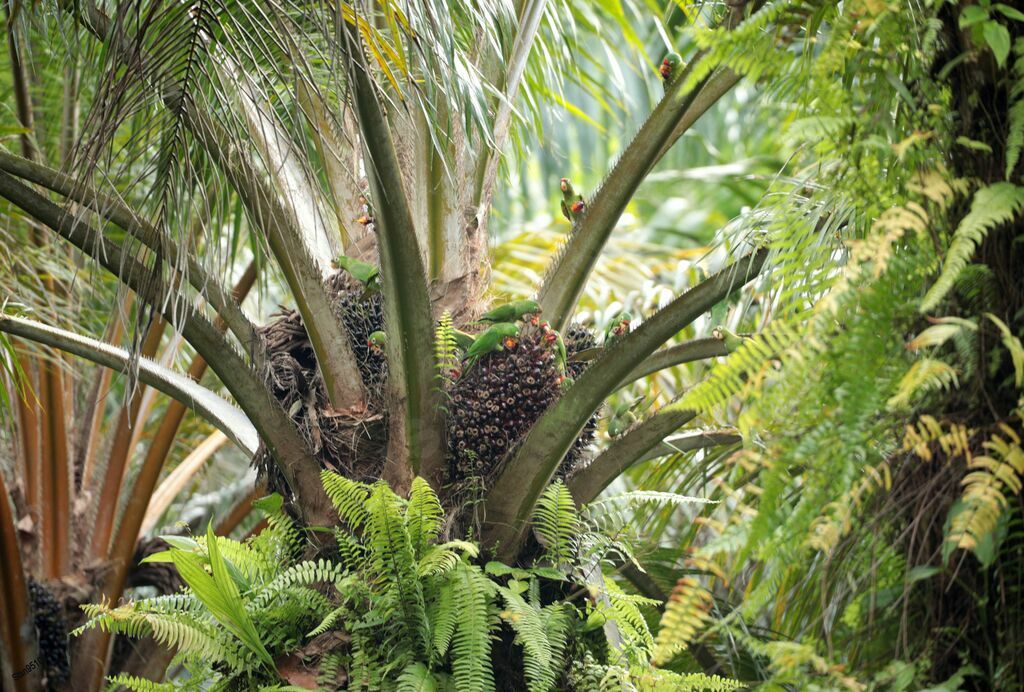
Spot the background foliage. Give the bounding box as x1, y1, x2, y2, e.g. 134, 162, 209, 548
2, 0, 1024, 690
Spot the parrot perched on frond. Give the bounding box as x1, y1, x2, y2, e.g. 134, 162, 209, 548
712, 326, 747, 352
603, 311, 633, 345
463, 323, 520, 369
367, 331, 387, 354
607, 396, 645, 438
559, 178, 586, 222
659, 52, 683, 84
478, 299, 540, 324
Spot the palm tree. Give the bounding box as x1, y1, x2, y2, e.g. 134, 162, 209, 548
0, 0, 780, 688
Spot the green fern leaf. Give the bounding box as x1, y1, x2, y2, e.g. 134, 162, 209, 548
921, 182, 1024, 312
406, 477, 444, 558
532, 481, 580, 567
450, 564, 496, 692
321, 471, 372, 531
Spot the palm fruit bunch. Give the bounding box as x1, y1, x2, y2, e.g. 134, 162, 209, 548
253, 270, 388, 503
561, 323, 598, 472
329, 272, 387, 392
28, 578, 70, 686
446, 321, 595, 484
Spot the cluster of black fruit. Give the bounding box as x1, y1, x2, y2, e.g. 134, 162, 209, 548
333, 279, 387, 393
446, 322, 597, 484
563, 323, 598, 464
28, 578, 70, 686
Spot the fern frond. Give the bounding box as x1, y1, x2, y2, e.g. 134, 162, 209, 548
949, 422, 1024, 553
601, 577, 657, 659
921, 183, 1024, 312
986, 313, 1024, 387
532, 481, 580, 567
652, 576, 713, 665
434, 310, 459, 385
631, 669, 744, 691
365, 481, 431, 662
902, 415, 974, 462
103, 673, 180, 691
307, 604, 347, 638
321, 471, 372, 531
417, 541, 478, 578
76, 603, 242, 668
397, 662, 439, 691
251, 559, 346, 610
497, 586, 563, 692
428, 576, 458, 659
886, 358, 960, 410
1006, 44, 1024, 178
806, 460, 892, 553
450, 564, 496, 692
406, 477, 444, 558
667, 316, 803, 418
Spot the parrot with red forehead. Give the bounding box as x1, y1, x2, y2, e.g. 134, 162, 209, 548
659, 52, 683, 85
559, 177, 586, 222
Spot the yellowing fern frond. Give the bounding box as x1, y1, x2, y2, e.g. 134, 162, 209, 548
902, 415, 973, 462
887, 358, 959, 410
807, 461, 891, 553
652, 576, 713, 665
948, 422, 1024, 552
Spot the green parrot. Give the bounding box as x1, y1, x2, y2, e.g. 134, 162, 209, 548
540, 328, 568, 372
712, 326, 747, 352
554, 331, 567, 373
452, 328, 476, 352
603, 311, 633, 345
367, 330, 387, 354
334, 255, 380, 296
659, 52, 683, 84
478, 299, 540, 324
559, 178, 586, 222
463, 323, 520, 368
607, 396, 645, 438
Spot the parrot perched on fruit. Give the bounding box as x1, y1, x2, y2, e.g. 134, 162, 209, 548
603, 311, 633, 345
712, 326, 747, 352
659, 52, 683, 84
451, 328, 476, 352
554, 332, 568, 373
334, 254, 381, 299
540, 328, 568, 373
334, 255, 379, 286
560, 178, 586, 222
478, 299, 540, 324
367, 331, 387, 354
463, 323, 520, 369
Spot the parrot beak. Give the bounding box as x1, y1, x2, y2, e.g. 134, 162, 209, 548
357, 215, 373, 226
560, 178, 569, 192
